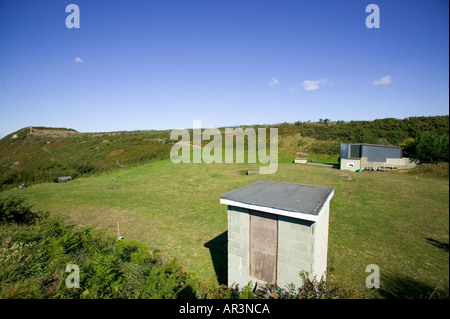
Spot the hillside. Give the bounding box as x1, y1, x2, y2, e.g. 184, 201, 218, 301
0, 127, 173, 190
0, 116, 448, 190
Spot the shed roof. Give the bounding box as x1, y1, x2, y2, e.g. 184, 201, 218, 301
344, 143, 402, 149
220, 180, 334, 221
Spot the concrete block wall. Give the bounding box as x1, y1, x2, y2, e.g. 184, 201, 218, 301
311, 199, 330, 280
360, 157, 391, 169
276, 216, 315, 289
340, 158, 361, 171
227, 206, 252, 289
341, 157, 419, 171
227, 201, 332, 291
360, 157, 419, 170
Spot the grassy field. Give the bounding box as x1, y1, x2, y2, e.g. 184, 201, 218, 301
4, 115, 447, 190
3, 159, 449, 298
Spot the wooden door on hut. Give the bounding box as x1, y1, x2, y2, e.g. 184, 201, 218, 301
249, 210, 278, 284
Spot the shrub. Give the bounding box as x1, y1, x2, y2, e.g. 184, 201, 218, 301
415, 132, 449, 163
0, 198, 196, 299
263, 272, 335, 299
0, 195, 41, 224
72, 161, 97, 175
408, 162, 449, 178
401, 137, 417, 158
307, 140, 341, 156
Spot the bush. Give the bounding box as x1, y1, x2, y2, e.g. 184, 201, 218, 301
0, 197, 196, 299
307, 140, 341, 156
0, 195, 41, 224
262, 273, 336, 299
414, 132, 449, 163
72, 161, 96, 175
401, 137, 417, 158
408, 162, 449, 178
0, 216, 197, 298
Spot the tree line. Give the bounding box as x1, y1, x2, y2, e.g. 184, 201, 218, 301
291, 116, 449, 163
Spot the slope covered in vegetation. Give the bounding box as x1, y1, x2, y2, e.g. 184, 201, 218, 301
1, 116, 448, 190
0, 127, 173, 190
0, 195, 338, 299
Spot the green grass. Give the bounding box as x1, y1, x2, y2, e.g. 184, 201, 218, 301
0, 127, 173, 190
5, 158, 449, 298
0, 203, 202, 299
4, 115, 447, 190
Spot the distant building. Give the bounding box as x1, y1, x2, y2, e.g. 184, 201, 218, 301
340, 143, 418, 171
294, 157, 308, 164
58, 176, 72, 183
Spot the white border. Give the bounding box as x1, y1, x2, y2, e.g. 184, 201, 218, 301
220, 189, 333, 222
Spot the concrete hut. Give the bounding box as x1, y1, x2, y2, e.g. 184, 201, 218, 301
220, 180, 334, 290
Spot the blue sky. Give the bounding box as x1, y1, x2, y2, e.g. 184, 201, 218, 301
0, 0, 448, 137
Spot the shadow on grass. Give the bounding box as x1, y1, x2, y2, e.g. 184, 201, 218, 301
204, 231, 228, 285
379, 274, 449, 299
425, 238, 449, 253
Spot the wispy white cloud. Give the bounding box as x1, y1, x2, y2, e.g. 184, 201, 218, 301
372, 75, 391, 86
302, 79, 333, 91
268, 77, 279, 87
289, 86, 302, 94
74, 57, 85, 63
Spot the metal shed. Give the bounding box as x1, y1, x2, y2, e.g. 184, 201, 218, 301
339, 143, 418, 171
340, 143, 402, 162
220, 180, 334, 290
